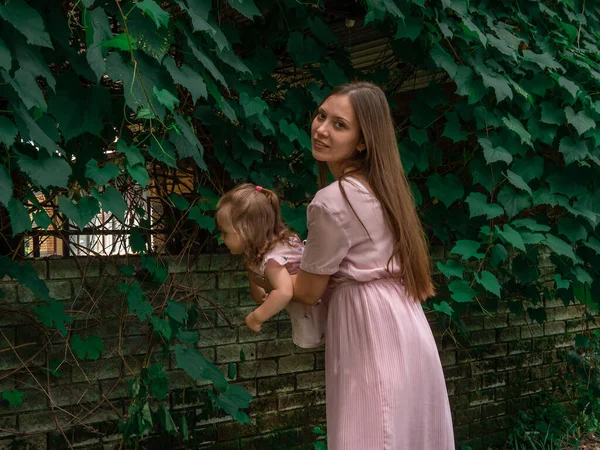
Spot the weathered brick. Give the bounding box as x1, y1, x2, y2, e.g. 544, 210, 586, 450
72, 358, 122, 383
296, 371, 325, 390
470, 330, 496, 346
196, 253, 242, 272
49, 258, 100, 279
548, 305, 585, 321
0, 283, 17, 303
257, 339, 295, 358
484, 315, 508, 330
471, 360, 496, 375
218, 271, 249, 289
278, 389, 326, 411
217, 307, 256, 327
239, 322, 277, 343
205, 289, 240, 307
520, 323, 544, 338
257, 375, 295, 396
198, 327, 238, 347
173, 272, 216, 290
216, 343, 256, 363
497, 327, 520, 342
239, 360, 278, 379
278, 354, 314, 374
215, 418, 258, 440
439, 351, 456, 367
469, 390, 495, 406
481, 373, 506, 389
544, 321, 566, 335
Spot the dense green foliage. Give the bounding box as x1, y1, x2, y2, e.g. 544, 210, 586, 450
1, 0, 600, 445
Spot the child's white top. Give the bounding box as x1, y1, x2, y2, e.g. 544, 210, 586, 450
251, 237, 326, 348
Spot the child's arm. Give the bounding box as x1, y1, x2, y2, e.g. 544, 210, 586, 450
247, 272, 267, 304
245, 260, 293, 332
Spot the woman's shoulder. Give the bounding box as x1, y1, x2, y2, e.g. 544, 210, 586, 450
312, 178, 369, 208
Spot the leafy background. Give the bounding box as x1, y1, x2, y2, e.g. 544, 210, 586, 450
1, 0, 600, 446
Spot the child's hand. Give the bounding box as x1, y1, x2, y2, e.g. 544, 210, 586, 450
245, 311, 263, 333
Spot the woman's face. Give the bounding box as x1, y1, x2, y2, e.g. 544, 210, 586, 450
311, 94, 365, 173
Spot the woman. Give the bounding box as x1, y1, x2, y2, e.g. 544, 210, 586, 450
292, 82, 454, 449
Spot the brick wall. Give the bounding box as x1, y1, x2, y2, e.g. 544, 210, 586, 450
0, 254, 591, 449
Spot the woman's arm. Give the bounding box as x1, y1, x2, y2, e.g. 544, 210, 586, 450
245, 261, 293, 332
247, 272, 267, 304
291, 270, 330, 306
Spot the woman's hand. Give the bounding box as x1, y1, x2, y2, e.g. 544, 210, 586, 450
248, 270, 273, 291
245, 311, 263, 333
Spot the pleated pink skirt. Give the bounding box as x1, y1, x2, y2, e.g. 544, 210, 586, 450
325, 278, 455, 450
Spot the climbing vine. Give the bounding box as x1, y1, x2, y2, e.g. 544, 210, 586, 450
0, 0, 600, 446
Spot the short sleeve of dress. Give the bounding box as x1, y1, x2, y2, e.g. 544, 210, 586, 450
300, 201, 350, 275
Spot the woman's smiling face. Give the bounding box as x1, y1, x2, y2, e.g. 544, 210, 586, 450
310, 94, 365, 175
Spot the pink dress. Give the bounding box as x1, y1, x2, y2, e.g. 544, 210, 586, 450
251, 237, 326, 348
300, 178, 454, 450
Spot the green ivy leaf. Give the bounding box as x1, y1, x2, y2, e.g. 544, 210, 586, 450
409, 127, 429, 147
544, 234, 577, 261
216, 384, 252, 423
85, 160, 119, 186
48, 74, 111, 142
479, 138, 512, 165
430, 44, 457, 78
33, 210, 51, 230
436, 259, 464, 279
158, 404, 177, 433
559, 136, 589, 165
71, 335, 104, 361
147, 138, 177, 168
0, 38, 11, 71
186, 34, 228, 89
127, 164, 150, 187
490, 244, 507, 267
426, 173, 464, 207
502, 114, 532, 147
117, 140, 145, 166
0, 1, 52, 48
189, 205, 215, 232
557, 75, 580, 103
166, 300, 188, 324
100, 33, 136, 51
321, 60, 347, 87
239, 92, 268, 117
227, 0, 261, 20
555, 274, 570, 290
557, 216, 588, 243
565, 107, 596, 136
287, 32, 324, 67
14, 106, 63, 156
7, 198, 31, 236
129, 227, 148, 253
123, 281, 153, 321
58, 196, 100, 230
473, 60, 512, 103
474, 271, 501, 297
2, 389, 24, 407
450, 240, 484, 260
227, 361, 236, 380
151, 316, 172, 341
92, 186, 127, 223
506, 170, 532, 196
449, 280, 477, 303
35, 299, 73, 336
496, 224, 525, 251
16, 153, 71, 189
153, 86, 179, 112
511, 218, 550, 232
307, 17, 338, 45
433, 301, 454, 316
135, 0, 170, 28
540, 101, 565, 126
163, 57, 207, 103
442, 113, 468, 143
174, 344, 228, 390
511, 156, 544, 183
0, 165, 13, 206
120, 264, 135, 277
3, 68, 46, 111
0, 115, 17, 148
465, 192, 504, 219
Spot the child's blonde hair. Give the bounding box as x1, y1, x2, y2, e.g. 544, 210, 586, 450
216, 184, 297, 268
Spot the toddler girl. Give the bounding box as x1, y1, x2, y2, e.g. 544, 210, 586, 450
215, 183, 325, 348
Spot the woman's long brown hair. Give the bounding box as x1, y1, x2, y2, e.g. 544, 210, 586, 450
317, 82, 435, 302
